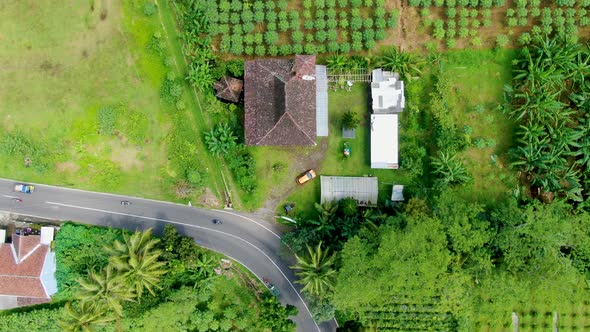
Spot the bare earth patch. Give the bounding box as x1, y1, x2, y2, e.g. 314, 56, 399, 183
110, 144, 143, 172
56, 161, 80, 173
199, 187, 221, 208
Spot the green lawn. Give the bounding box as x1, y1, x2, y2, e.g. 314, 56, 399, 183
0, 0, 222, 204
440, 49, 517, 205
279, 84, 413, 220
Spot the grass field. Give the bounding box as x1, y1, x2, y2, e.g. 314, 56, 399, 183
440, 49, 517, 206
0, 0, 223, 204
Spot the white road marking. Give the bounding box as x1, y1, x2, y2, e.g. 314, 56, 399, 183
214, 209, 281, 240
43, 201, 320, 332
2, 195, 19, 199
0, 178, 279, 240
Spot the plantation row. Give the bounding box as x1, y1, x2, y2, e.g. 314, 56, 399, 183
359, 302, 457, 331
203, 0, 398, 55
412, 0, 590, 49
409, 0, 590, 8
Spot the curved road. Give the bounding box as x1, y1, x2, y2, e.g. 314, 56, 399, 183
0, 179, 336, 332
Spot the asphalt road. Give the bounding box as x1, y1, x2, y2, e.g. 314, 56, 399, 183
0, 178, 337, 332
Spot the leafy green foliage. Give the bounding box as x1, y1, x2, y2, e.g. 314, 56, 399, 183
431, 152, 471, 188
342, 111, 360, 129
258, 294, 298, 331
0, 308, 63, 332
204, 122, 238, 157
377, 47, 424, 82
97, 106, 119, 135
54, 223, 123, 300
292, 242, 337, 298
506, 35, 590, 203
143, 2, 157, 16
0, 130, 53, 172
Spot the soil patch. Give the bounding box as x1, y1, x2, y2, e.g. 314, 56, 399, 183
56, 161, 80, 173
110, 144, 143, 172
199, 187, 221, 208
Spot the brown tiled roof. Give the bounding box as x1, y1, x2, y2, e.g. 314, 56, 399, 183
0, 276, 47, 298
0, 235, 50, 299
244, 55, 317, 146
17, 297, 51, 306
214, 76, 243, 103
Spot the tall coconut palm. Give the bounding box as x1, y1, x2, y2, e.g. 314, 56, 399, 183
75, 265, 135, 319
291, 241, 337, 298
106, 229, 167, 300
60, 300, 114, 332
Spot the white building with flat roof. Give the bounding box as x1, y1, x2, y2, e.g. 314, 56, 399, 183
370, 69, 405, 169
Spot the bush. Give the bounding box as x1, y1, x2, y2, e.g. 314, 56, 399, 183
496, 34, 509, 48
97, 106, 119, 135
143, 2, 157, 16
54, 223, 123, 299
342, 111, 360, 129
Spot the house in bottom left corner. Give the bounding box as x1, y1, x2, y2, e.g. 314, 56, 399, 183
0, 227, 57, 309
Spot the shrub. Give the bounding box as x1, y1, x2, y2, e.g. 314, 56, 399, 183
279, 44, 293, 55
264, 31, 279, 45
268, 45, 279, 56
496, 34, 509, 48
255, 45, 266, 56
342, 111, 360, 129
143, 2, 157, 16
350, 16, 363, 30
387, 10, 399, 28
97, 106, 119, 135
292, 30, 304, 43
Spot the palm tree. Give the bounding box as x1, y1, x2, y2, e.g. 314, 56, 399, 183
75, 265, 135, 319
106, 229, 167, 300
60, 301, 114, 332
376, 47, 424, 82
431, 152, 471, 187
314, 201, 338, 222
291, 242, 337, 298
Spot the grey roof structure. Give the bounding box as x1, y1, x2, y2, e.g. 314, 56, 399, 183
320, 176, 378, 207
244, 55, 317, 146
371, 69, 405, 114
370, 69, 405, 169
315, 65, 329, 137
391, 185, 405, 201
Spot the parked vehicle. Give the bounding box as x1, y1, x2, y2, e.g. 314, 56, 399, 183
14, 184, 34, 194
296, 169, 317, 185
263, 277, 280, 297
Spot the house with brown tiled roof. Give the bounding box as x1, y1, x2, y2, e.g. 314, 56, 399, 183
214, 76, 243, 103
0, 227, 57, 309
244, 55, 321, 146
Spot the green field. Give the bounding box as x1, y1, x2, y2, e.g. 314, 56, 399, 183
0, 0, 223, 204
439, 49, 517, 205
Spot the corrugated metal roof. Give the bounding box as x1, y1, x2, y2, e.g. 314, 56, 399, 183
316, 65, 329, 137
320, 176, 378, 206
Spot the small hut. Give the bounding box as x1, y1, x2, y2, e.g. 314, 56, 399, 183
214, 76, 243, 103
